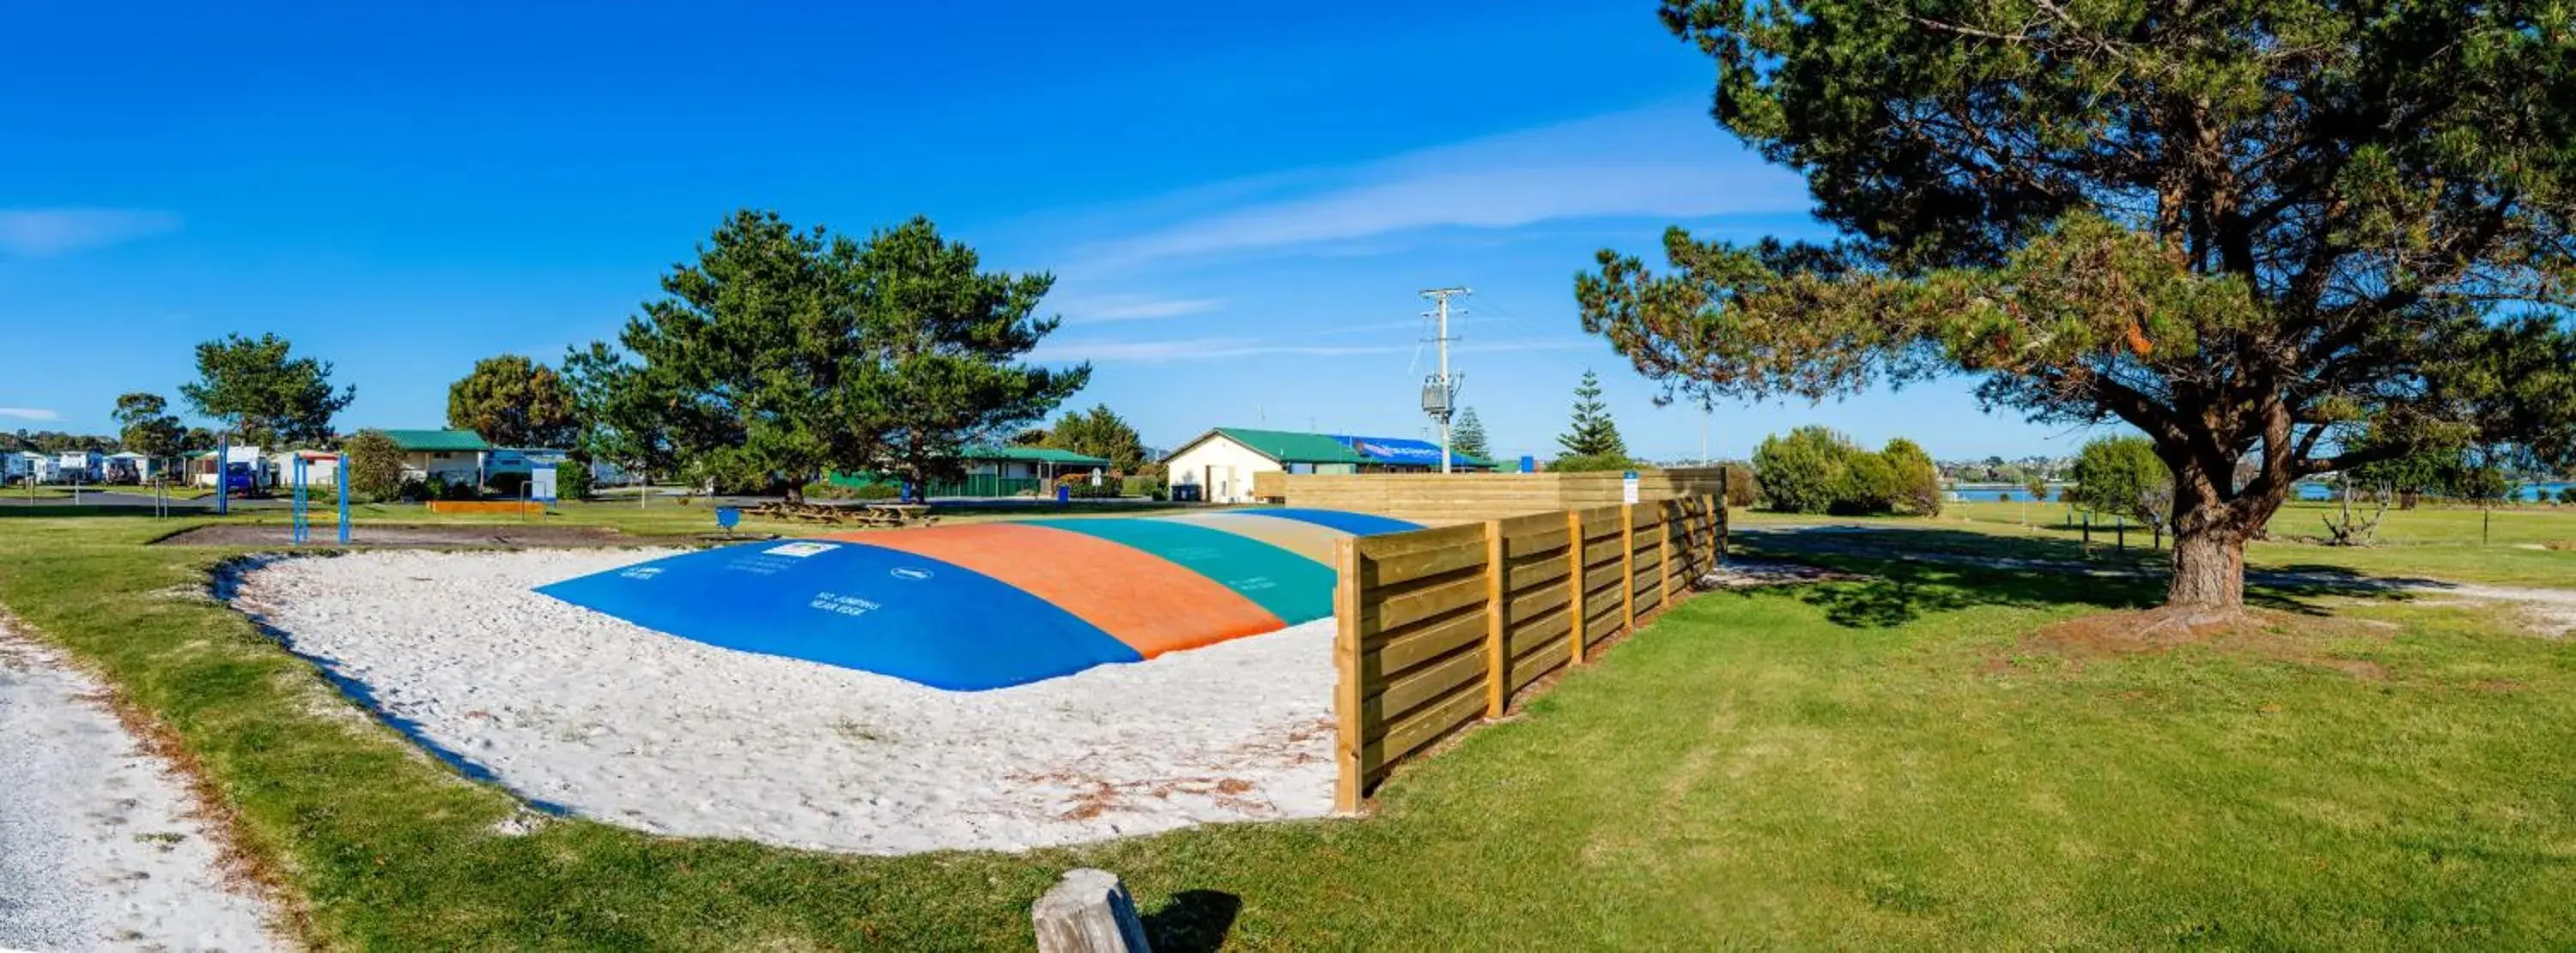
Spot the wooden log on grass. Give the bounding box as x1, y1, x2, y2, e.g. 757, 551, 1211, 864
1033, 868, 1152, 953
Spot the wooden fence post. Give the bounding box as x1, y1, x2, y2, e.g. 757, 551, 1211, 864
1657, 504, 1674, 612
1699, 494, 1717, 582
1565, 509, 1586, 666
1482, 519, 1506, 718
1332, 536, 1363, 813
1620, 503, 1637, 631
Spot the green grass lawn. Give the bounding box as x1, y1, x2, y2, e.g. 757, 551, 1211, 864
1, 505, 2571, 948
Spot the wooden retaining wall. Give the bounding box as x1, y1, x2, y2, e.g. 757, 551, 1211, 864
1263, 467, 1728, 521
1333, 494, 1728, 810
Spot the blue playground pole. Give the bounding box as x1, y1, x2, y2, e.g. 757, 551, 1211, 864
291, 455, 308, 545
337, 456, 351, 544
216, 434, 229, 516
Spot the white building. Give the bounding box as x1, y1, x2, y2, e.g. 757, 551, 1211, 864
272, 449, 343, 489
1162, 427, 1497, 504
383, 429, 489, 485
103, 451, 168, 483
5, 452, 54, 483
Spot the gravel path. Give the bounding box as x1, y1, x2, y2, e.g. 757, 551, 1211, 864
224, 549, 1338, 855
0, 622, 280, 952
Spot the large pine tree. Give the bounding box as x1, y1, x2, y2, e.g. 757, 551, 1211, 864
565, 210, 1088, 500
1450, 407, 1492, 460
1580, 0, 2576, 614
1557, 369, 1628, 458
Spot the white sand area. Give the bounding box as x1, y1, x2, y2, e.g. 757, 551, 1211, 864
222, 549, 1338, 856
0, 621, 281, 952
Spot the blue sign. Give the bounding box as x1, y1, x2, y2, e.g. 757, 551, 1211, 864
1519, 455, 1535, 473
714, 506, 741, 531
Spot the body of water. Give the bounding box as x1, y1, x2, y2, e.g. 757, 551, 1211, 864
2297, 482, 2571, 503
1949, 483, 2573, 504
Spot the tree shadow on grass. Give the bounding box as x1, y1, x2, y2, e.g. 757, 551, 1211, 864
1141, 889, 1241, 953
1735, 527, 2369, 628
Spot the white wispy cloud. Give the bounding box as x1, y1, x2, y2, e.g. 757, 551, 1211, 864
1048, 293, 1226, 323
1066, 103, 1809, 271
1034, 336, 1592, 364
0, 209, 181, 257
0, 407, 64, 422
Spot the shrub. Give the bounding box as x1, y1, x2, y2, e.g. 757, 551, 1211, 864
1881, 438, 1943, 516
489, 471, 529, 499
853, 482, 900, 501
1551, 452, 1640, 473
1121, 475, 1164, 499
556, 462, 594, 501
1753, 427, 1938, 515
1753, 427, 1853, 513
342, 430, 404, 502
440, 478, 480, 501
2560, 487, 2575, 505
1831, 452, 1899, 515
1721, 464, 1759, 507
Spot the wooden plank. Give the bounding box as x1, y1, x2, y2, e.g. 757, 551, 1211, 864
1510, 637, 1569, 691
1365, 572, 1487, 635
1358, 522, 1491, 561
1482, 520, 1505, 719
1334, 537, 1363, 812
1498, 510, 1569, 543
1360, 542, 1487, 588
1366, 609, 1485, 680
1361, 678, 1487, 779
1368, 642, 1485, 725
1502, 550, 1569, 592
1505, 580, 1571, 621
1505, 608, 1571, 658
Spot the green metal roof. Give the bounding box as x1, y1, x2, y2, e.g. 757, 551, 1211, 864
1208, 428, 1372, 464
1194, 427, 1498, 468
966, 446, 1112, 465
381, 429, 491, 452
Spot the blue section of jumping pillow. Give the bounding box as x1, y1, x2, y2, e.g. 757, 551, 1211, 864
1233, 507, 1424, 537
535, 540, 1142, 691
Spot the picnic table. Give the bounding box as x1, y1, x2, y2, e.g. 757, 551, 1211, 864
746, 500, 937, 527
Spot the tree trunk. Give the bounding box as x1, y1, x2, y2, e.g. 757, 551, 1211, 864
2166, 525, 2246, 611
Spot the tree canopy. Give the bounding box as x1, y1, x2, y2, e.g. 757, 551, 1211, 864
1043, 404, 1147, 474
2068, 435, 2175, 533
1579, 0, 2576, 611
447, 355, 581, 449
111, 392, 185, 461
1451, 407, 1492, 460
179, 333, 355, 446
1557, 369, 1628, 458
567, 210, 1087, 499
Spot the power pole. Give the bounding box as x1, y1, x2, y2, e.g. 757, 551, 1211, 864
1419, 287, 1468, 473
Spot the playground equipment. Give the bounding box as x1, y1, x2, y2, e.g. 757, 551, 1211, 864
289, 452, 351, 546
538, 508, 1420, 690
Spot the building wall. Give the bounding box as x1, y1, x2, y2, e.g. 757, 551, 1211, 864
401, 451, 483, 485
1163, 436, 1282, 504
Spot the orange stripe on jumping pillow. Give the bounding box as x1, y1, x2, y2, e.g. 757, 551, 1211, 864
822, 524, 1285, 659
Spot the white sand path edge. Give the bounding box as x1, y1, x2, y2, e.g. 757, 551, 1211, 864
0, 620, 282, 953
224, 549, 1339, 856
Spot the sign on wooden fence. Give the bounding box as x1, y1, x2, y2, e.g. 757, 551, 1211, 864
1334, 491, 1728, 810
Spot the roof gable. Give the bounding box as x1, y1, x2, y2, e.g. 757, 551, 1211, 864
381, 429, 491, 452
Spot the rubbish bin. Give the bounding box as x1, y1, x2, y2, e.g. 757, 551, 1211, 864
1055, 484, 1071, 503
1172, 483, 1202, 502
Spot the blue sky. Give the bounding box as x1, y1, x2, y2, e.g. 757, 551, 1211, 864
0, 1, 2093, 462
